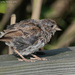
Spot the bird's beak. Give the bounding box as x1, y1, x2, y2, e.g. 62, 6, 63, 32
55, 27, 62, 31
53, 25, 62, 31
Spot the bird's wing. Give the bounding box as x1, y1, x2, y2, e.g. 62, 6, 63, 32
0, 20, 41, 42
0, 29, 23, 41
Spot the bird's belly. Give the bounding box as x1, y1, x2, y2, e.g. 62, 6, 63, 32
19, 41, 45, 55
5, 37, 45, 56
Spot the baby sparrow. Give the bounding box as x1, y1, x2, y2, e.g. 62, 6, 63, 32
0, 19, 61, 62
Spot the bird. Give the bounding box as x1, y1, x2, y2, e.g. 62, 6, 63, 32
0, 19, 61, 62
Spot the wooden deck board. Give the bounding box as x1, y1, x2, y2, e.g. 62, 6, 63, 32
0, 47, 75, 75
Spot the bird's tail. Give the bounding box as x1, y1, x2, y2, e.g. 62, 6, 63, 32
0, 31, 11, 41
0, 38, 11, 41
0, 32, 5, 41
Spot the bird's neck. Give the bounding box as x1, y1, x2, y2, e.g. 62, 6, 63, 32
41, 28, 56, 44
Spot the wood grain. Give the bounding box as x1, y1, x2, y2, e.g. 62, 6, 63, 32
0, 47, 75, 75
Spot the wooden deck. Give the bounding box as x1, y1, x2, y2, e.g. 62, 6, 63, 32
0, 47, 75, 75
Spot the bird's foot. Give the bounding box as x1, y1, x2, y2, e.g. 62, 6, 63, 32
17, 58, 23, 61
31, 54, 47, 60
17, 58, 36, 62
30, 57, 47, 60
14, 49, 35, 62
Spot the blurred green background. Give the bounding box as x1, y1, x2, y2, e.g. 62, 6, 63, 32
0, 0, 75, 55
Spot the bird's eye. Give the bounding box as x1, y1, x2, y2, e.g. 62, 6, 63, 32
51, 25, 53, 28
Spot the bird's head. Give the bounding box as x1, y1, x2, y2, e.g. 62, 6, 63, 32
40, 19, 61, 35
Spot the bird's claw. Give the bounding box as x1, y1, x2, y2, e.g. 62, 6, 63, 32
17, 58, 36, 62
30, 57, 47, 61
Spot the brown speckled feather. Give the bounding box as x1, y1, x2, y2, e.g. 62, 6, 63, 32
0, 20, 41, 42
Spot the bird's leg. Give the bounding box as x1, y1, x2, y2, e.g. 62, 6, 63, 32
40, 47, 44, 51
13, 48, 33, 62
9, 46, 13, 54
31, 54, 47, 60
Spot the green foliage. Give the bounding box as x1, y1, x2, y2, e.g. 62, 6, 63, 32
44, 44, 52, 50
0, 0, 7, 13
41, 6, 54, 18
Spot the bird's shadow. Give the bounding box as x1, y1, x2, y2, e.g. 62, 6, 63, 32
35, 47, 72, 58
14, 47, 72, 59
